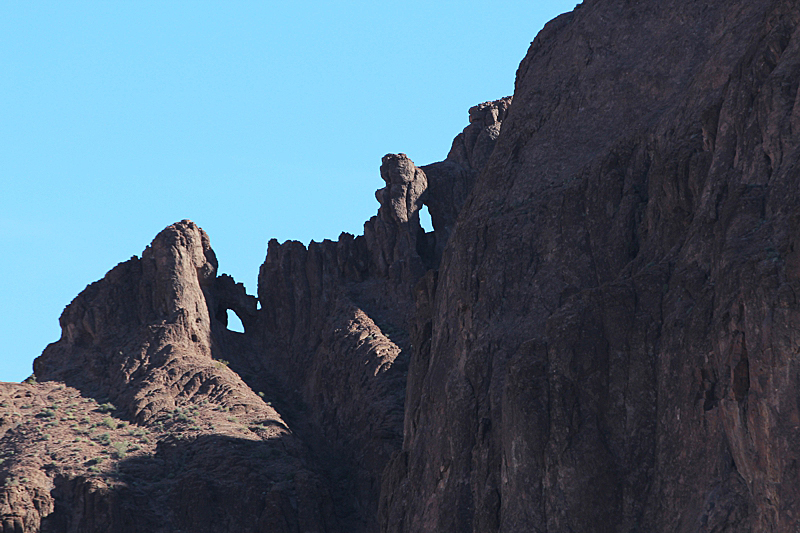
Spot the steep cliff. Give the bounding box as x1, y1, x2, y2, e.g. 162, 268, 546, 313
381, 0, 800, 532
245, 101, 510, 531
4, 1, 800, 532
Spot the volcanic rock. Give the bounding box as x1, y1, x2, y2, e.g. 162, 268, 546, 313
5, 1, 800, 532
380, 1, 800, 532
9, 221, 337, 532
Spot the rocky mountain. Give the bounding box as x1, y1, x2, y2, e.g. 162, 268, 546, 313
4, 0, 800, 531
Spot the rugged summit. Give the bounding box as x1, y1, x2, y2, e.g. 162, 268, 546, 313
4, 0, 800, 531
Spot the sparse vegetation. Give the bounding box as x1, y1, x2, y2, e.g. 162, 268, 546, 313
100, 417, 117, 429
111, 441, 128, 459
97, 403, 116, 413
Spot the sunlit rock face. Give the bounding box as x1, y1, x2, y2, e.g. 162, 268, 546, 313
22, 221, 336, 533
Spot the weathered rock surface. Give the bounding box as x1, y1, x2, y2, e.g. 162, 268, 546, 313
10, 221, 338, 533
6, 1, 800, 532
421, 97, 511, 261
381, 1, 800, 532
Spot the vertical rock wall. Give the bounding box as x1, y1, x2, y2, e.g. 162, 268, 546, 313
380, 1, 800, 532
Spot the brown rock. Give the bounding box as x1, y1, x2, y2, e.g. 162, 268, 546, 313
381, 1, 800, 532
11, 221, 338, 533
8, 2, 800, 532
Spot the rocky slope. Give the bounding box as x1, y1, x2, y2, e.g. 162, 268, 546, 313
4, 0, 800, 531
8, 222, 337, 532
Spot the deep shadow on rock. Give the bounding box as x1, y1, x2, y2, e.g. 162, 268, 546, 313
7, 2, 800, 532
40, 433, 336, 533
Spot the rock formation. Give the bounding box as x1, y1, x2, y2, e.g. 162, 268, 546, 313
4, 0, 800, 531
7, 222, 337, 532
381, 1, 800, 531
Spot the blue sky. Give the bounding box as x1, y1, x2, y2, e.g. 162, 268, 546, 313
1, 1, 577, 382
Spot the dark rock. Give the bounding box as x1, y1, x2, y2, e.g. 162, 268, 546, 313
422, 97, 512, 262
380, 1, 800, 532
16, 221, 338, 533
7, 2, 800, 532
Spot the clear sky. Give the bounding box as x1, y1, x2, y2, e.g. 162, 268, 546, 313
1, 1, 577, 382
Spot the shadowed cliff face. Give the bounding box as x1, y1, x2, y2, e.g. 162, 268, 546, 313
248, 111, 509, 531
381, 1, 800, 532
2, 98, 509, 533
5, 1, 800, 532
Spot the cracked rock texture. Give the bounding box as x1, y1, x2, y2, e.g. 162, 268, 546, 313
5, 1, 800, 532
381, 1, 800, 532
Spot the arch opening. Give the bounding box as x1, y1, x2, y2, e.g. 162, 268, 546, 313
419, 204, 433, 232
227, 309, 245, 333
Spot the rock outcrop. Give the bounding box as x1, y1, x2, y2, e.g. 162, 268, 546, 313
421, 97, 511, 261
381, 1, 800, 532
15, 221, 338, 533
1, 91, 511, 532
5, 1, 800, 532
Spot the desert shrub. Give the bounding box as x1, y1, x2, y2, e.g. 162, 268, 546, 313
97, 403, 115, 413
111, 441, 127, 459
100, 417, 117, 429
